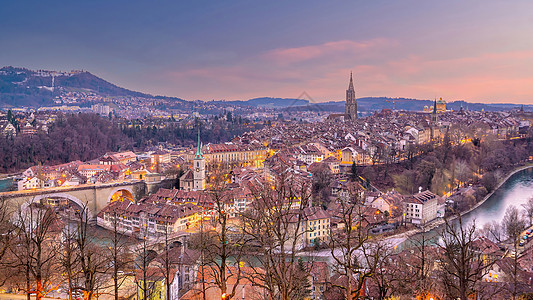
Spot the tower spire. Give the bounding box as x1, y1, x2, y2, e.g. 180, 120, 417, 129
348, 71, 354, 90
195, 129, 203, 158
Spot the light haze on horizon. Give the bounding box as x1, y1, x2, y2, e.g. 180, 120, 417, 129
1, 0, 533, 104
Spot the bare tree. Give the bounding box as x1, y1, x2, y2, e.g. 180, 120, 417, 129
522, 197, 533, 227
10, 203, 62, 300
73, 204, 108, 300
154, 225, 176, 300
328, 189, 373, 300
480, 221, 505, 243
105, 209, 133, 300
136, 225, 157, 300
455, 159, 472, 188
195, 169, 246, 300
439, 216, 494, 300
241, 175, 312, 300
502, 205, 528, 300
0, 196, 15, 285
59, 210, 77, 300
409, 228, 437, 299
365, 240, 397, 300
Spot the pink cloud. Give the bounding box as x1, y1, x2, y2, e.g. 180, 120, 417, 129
149, 39, 533, 104
262, 38, 395, 65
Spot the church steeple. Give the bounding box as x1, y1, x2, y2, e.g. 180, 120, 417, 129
193, 128, 206, 191
431, 98, 438, 123
348, 72, 354, 90
195, 129, 203, 158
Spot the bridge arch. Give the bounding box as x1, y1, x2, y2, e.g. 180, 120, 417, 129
107, 187, 135, 204
29, 193, 93, 219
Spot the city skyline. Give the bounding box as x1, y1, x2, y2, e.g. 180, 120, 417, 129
2, 1, 533, 104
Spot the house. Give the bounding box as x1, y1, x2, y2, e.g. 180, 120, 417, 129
369, 190, 404, 218
152, 246, 201, 299
99, 153, 120, 165
18, 176, 44, 190
77, 164, 112, 179
112, 151, 138, 164
180, 266, 266, 300
308, 261, 330, 300
97, 200, 202, 239
288, 207, 331, 249
1, 122, 16, 136
403, 190, 440, 225
321, 156, 340, 174
340, 147, 365, 165
136, 268, 179, 300
151, 150, 171, 165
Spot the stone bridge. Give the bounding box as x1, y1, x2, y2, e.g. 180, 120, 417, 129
0, 180, 165, 218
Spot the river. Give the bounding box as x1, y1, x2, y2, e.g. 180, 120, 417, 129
462, 167, 533, 227
0, 178, 14, 192
395, 167, 533, 251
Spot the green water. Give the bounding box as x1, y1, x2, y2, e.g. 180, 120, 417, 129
400, 167, 533, 250
0, 178, 14, 192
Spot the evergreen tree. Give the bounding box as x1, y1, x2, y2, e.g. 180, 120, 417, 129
350, 162, 358, 181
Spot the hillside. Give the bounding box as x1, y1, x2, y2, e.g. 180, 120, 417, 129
221, 97, 309, 108
0, 66, 152, 107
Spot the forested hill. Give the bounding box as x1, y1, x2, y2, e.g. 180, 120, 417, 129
0, 114, 131, 172
0, 113, 264, 173
0, 66, 152, 107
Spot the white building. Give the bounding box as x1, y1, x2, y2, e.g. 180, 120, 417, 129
404, 190, 439, 225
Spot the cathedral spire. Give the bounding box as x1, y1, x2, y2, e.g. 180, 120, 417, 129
345, 72, 357, 120
195, 129, 203, 158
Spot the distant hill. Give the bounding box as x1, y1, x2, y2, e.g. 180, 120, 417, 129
281, 97, 532, 113
0, 66, 153, 107
2, 66, 530, 112
222, 97, 309, 108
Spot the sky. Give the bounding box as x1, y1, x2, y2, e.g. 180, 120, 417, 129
1, 0, 533, 104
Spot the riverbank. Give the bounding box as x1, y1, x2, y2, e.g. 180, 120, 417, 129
460, 163, 533, 219
0, 172, 21, 180
384, 163, 533, 246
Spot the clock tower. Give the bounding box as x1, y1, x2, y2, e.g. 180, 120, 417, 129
193, 131, 206, 190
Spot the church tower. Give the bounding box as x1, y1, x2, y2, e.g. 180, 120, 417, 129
345, 72, 358, 120
193, 130, 206, 191
431, 98, 438, 123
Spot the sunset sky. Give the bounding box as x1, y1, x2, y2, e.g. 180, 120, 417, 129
2, 1, 533, 104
